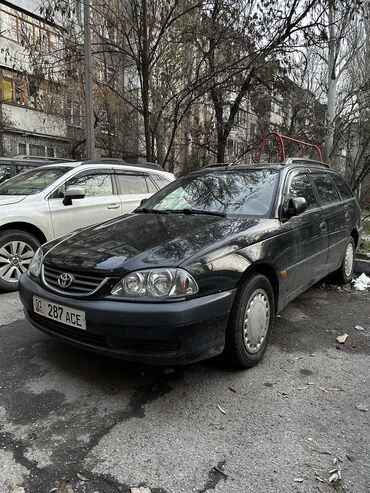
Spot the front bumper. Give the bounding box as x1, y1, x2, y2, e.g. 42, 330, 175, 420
19, 274, 236, 365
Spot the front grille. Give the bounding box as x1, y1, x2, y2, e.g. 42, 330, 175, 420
42, 264, 107, 296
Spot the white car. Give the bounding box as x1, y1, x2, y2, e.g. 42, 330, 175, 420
0, 159, 174, 291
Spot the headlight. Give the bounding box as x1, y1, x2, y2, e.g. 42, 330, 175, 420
27, 247, 44, 278
111, 268, 198, 298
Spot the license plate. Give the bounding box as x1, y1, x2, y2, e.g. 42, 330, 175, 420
33, 296, 86, 330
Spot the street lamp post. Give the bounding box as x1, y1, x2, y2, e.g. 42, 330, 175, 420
84, 0, 96, 159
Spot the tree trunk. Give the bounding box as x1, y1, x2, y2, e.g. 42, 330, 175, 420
324, 0, 336, 163
217, 128, 227, 163
140, 0, 153, 162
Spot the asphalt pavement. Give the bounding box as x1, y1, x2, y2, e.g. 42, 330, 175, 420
0, 286, 369, 493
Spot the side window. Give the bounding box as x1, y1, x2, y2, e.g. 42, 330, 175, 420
311, 173, 340, 206
50, 172, 113, 199
330, 173, 353, 200
151, 174, 171, 190
116, 174, 148, 194
288, 173, 318, 210
145, 176, 157, 193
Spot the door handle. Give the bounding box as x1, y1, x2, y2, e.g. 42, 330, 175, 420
107, 204, 120, 209
320, 222, 327, 231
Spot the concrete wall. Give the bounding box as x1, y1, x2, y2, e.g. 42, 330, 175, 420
3, 104, 68, 138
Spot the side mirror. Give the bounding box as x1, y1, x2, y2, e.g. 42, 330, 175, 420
284, 197, 308, 218
63, 186, 85, 206
140, 197, 148, 206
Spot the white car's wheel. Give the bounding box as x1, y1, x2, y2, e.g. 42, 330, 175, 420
0, 230, 40, 292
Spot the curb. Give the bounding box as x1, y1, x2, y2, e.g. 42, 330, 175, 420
355, 257, 370, 274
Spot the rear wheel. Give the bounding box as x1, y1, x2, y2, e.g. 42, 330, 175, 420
0, 230, 40, 292
334, 237, 355, 284
223, 273, 275, 369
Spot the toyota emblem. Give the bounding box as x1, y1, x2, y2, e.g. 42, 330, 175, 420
58, 273, 74, 288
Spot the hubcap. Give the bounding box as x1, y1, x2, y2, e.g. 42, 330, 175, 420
344, 243, 354, 278
0, 241, 35, 283
243, 288, 270, 354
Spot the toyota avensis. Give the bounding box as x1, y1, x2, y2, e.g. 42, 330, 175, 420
19, 158, 361, 368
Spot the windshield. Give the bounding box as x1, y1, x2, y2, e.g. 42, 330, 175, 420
141, 169, 279, 217
0, 167, 69, 196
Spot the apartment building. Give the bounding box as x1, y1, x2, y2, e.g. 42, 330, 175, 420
0, 0, 76, 158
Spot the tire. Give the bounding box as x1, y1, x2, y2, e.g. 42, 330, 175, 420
334, 237, 355, 284
223, 273, 275, 369
0, 230, 40, 292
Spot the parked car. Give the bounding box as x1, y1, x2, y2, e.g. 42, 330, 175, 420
0, 158, 174, 291
19, 158, 362, 368
0, 156, 73, 184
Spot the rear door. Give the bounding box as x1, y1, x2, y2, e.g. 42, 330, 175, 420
114, 171, 153, 214
278, 170, 329, 302
48, 169, 121, 237
309, 172, 346, 271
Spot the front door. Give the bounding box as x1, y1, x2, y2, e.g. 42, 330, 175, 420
48, 169, 122, 237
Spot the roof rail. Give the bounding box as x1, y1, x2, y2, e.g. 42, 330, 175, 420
81, 158, 164, 171
257, 132, 324, 163
282, 157, 330, 168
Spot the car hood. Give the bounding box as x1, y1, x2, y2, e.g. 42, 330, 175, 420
0, 195, 27, 205
44, 212, 262, 274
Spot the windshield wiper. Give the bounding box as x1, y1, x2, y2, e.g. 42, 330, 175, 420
164, 208, 226, 217
135, 207, 169, 214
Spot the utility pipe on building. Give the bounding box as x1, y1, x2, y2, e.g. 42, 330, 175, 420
84, 0, 96, 159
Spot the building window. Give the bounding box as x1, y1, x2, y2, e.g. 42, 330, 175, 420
236, 109, 247, 126
18, 143, 27, 155
46, 147, 55, 157
29, 144, 46, 156
2, 79, 14, 102
69, 99, 82, 127
249, 123, 257, 138
0, 7, 60, 54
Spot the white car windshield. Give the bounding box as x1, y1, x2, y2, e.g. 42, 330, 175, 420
0, 167, 69, 196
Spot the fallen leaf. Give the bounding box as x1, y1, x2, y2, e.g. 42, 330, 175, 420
336, 333, 348, 344
328, 457, 342, 484
213, 466, 227, 477
217, 404, 226, 414
131, 488, 151, 493
298, 386, 309, 390
319, 387, 341, 393
354, 325, 365, 331
10, 488, 25, 493
312, 447, 331, 455
294, 478, 304, 482
77, 473, 88, 481
356, 404, 368, 412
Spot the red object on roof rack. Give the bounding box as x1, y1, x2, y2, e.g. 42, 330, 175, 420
257, 132, 323, 163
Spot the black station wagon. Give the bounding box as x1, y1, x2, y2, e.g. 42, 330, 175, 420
19, 158, 362, 368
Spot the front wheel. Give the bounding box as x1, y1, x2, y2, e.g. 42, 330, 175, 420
335, 237, 355, 284
0, 230, 40, 292
223, 273, 275, 369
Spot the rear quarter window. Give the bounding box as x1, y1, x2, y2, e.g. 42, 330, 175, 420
311, 173, 340, 206
330, 173, 353, 200
151, 174, 171, 189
